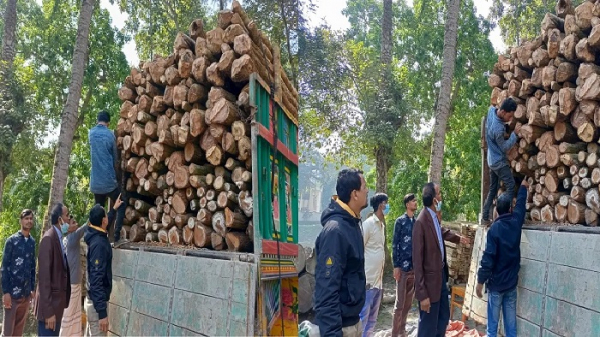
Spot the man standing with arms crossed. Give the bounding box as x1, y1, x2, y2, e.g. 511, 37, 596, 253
359, 193, 388, 336
412, 183, 470, 337
481, 97, 521, 225
85, 197, 123, 337
476, 180, 529, 337
314, 169, 368, 337
2, 209, 36, 337
391, 194, 417, 337
89, 110, 125, 243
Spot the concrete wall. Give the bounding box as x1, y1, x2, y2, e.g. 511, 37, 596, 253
464, 227, 600, 336
108, 249, 257, 336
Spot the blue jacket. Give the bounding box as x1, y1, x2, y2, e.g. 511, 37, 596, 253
477, 185, 527, 293
392, 213, 415, 272
313, 199, 366, 337
85, 211, 114, 320
89, 124, 118, 194
486, 106, 518, 170
1, 232, 36, 299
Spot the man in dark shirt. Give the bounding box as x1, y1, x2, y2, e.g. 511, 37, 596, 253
89, 110, 126, 243
2, 209, 36, 337
85, 198, 122, 336
391, 194, 417, 337
477, 179, 529, 337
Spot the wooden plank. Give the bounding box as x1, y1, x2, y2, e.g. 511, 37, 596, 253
517, 317, 542, 337
549, 232, 600, 272
108, 303, 130, 336
135, 251, 177, 285
171, 289, 228, 336
546, 264, 600, 312
175, 256, 234, 298
517, 287, 545, 325
126, 311, 169, 336
109, 277, 135, 309
168, 325, 201, 337
519, 258, 547, 292
112, 249, 139, 279
521, 229, 552, 261
543, 297, 600, 336
131, 281, 173, 319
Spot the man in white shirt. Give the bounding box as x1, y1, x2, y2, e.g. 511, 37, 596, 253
359, 193, 389, 337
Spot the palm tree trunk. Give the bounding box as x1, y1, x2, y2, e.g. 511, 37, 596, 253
0, 0, 19, 212
44, 0, 96, 232
428, 0, 461, 184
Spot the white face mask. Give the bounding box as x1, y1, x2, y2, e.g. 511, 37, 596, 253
436, 201, 442, 212
61, 222, 69, 235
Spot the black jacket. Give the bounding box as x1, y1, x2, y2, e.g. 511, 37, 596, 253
85, 213, 113, 320
478, 185, 527, 293
313, 199, 366, 337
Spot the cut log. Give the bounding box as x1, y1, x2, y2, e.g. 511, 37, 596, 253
158, 229, 169, 243
174, 213, 193, 229
183, 225, 194, 244
238, 190, 253, 217
129, 224, 146, 242
168, 227, 182, 245
585, 188, 600, 214
211, 211, 227, 237
225, 231, 251, 252
172, 190, 189, 214
571, 186, 586, 203
577, 121, 598, 142
206, 145, 224, 165
198, 208, 212, 226
576, 73, 600, 101
541, 204, 555, 222
545, 170, 560, 193
193, 224, 213, 248
224, 207, 247, 230
145, 232, 158, 242
531, 208, 542, 221
592, 167, 600, 185
211, 232, 226, 250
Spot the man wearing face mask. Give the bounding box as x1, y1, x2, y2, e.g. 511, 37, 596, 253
314, 169, 368, 337
59, 208, 87, 337
412, 183, 470, 337
358, 193, 389, 337
481, 97, 520, 226
34, 203, 71, 336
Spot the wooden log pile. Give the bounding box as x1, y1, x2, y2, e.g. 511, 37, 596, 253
489, 0, 600, 226
116, 1, 299, 251
295, 244, 316, 314
446, 224, 476, 284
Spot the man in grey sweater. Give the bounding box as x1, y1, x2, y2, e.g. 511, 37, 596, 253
59, 211, 88, 337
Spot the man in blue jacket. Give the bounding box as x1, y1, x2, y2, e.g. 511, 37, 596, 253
476, 179, 529, 337
481, 98, 521, 226
314, 168, 368, 337
84, 196, 122, 336
89, 110, 126, 243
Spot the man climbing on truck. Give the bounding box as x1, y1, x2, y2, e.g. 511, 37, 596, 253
481, 97, 521, 226
476, 179, 529, 337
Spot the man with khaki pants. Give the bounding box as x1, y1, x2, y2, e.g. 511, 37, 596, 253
391, 194, 417, 337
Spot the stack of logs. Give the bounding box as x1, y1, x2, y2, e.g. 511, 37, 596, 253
294, 244, 316, 314
116, 1, 299, 252
489, 0, 600, 226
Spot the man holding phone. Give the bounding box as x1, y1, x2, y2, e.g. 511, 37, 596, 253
84, 197, 123, 336
89, 110, 126, 243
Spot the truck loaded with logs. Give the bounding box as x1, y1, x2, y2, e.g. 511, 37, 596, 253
463, 2, 600, 336
107, 2, 301, 336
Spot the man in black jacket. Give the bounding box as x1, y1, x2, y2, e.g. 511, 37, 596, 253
84, 196, 123, 337
313, 169, 368, 337
476, 179, 529, 337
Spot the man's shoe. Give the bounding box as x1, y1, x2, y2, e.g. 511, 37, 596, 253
113, 238, 129, 248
